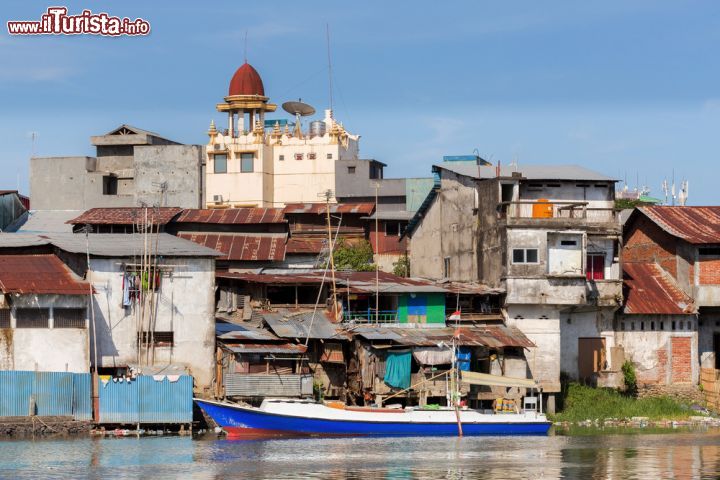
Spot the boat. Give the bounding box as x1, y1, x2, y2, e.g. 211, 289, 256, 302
195, 397, 551, 438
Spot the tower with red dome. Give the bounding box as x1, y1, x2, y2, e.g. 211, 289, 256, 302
205, 61, 360, 208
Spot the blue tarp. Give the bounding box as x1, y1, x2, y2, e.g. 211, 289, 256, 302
457, 347, 472, 371
384, 350, 412, 389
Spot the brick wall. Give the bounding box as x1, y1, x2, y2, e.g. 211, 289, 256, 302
656, 348, 668, 383
624, 214, 679, 278
671, 337, 692, 383
699, 258, 720, 285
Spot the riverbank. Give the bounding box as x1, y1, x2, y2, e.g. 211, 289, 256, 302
0, 417, 91, 437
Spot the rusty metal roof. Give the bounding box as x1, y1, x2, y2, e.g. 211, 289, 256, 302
0, 254, 90, 295
431, 281, 504, 295
175, 208, 286, 225
178, 233, 286, 261
286, 237, 326, 254
216, 321, 281, 341
353, 325, 534, 348
283, 203, 375, 215
68, 207, 183, 226
638, 206, 720, 244
262, 309, 345, 340
623, 263, 696, 315
223, 343, 307, 354
216, 272, 326, 284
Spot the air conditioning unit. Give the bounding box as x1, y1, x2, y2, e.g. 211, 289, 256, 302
213, 195, 223, 204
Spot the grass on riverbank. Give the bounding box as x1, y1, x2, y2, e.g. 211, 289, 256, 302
550, 383, 698, 422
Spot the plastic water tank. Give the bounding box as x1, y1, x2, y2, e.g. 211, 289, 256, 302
309, 120, 326, 137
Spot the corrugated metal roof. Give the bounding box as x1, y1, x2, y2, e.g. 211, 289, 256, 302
362, 211, 417, 221
175, 208, 286, 225
0, 254, 89, 295
435, 163, 616, 182
178, 233, 286, 261
216, 271, 325, 284
0, 233, 221, 257
637, 206, 720, 244
216, 322, 280, 341
353, 325, 534, 348
68, 207, 183, 226
224, 343, 307, 354
283, 203, 375, 215
623, 263, 696, 315
286, 237, 326, 254
440, 282, 505, 295
15, 210, 81, 233
262, 310, 344, 340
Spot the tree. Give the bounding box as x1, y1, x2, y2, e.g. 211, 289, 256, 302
333, 239, 376, 272
392, 253, 410, 277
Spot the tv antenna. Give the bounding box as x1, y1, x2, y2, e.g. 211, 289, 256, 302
282, 100, 316, 137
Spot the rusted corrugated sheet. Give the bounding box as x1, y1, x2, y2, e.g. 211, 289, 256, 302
0, 254, 89, 295
283, 202, 375, 215
68, 207, 182, 226
216, 271, 325, 284
224, 343, 307, 354
175, 208, 286, 225
640, 206, 720, 244
178, 233, 286, 261
353, 325, 534, 348
623, 263, 696, 315
286, 237, 326, 254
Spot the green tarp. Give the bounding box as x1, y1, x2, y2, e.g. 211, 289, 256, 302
384, 350, 412, 389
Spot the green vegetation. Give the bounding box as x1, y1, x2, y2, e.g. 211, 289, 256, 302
392, 254, 410, 277
550, 383, 695, 422
333, 239, 376, 272
614, 198, 643, 210
622, 360, 638, 397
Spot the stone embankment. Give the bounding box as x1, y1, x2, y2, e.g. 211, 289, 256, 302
0, 416, 91, 436
555, 415, 720, 429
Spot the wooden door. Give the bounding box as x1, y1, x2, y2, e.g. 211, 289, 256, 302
578, 337, 606, 380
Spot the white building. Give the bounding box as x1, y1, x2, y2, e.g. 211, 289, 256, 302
205, 62, 360, 208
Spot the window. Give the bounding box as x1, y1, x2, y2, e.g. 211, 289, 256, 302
586, 253, 605, 280
385, 222, 401, 237
241, 153, 254, 173
327, 153, 333, 160
0, 309, 9, 328
102, 175, 118, 195
15, 308, 50, 328
444, 257, 451, 278
138, 331, 174, 347
699, 247, 720, 256
308, 153, 317, 160
295, 153, 304, 161
347, 166, 356, 174
279, 155, 285, 161
213, 154, 227, 174
512, 248, 538, 264
561, 240, 577, 246
54, 308, 86, 328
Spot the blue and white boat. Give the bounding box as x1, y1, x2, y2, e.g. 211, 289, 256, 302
195, 397, 551, 438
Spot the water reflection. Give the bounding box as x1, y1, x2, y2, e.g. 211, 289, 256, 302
0, 430, 719, 479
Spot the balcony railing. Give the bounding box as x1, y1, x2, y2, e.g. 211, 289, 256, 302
499, 201, 617, 223
343, 309, 399, 324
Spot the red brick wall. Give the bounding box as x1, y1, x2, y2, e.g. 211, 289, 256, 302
670, 337, 692, 383
698, 258, 720, 285
624, 214, 679, 278
656, 348, 667, 383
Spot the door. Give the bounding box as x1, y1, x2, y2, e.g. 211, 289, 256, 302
714, 333, 720, 370
578, 337, 606, 380
586, 253, 606, 280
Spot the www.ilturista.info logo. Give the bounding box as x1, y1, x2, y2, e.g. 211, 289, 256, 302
7, 7, 150, 36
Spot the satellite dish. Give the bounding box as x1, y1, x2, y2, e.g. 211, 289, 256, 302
282, 100, 316, 117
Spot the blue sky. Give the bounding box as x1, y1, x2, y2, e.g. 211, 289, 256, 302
2, 1, 719, 203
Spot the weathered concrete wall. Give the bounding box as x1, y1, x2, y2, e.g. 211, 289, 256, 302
476, 179, 505, 287
134, 145, 203, 208
559, 308, 616, 379
615, 314, 698, 385
89, 257, 215, 391
506, 305, 561, 392
408, 193, 444, 280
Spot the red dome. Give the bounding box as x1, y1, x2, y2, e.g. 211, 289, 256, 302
228, 62, 265, 96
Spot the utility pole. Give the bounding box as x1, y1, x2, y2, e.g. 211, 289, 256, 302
323, 190, 338, 320
375, 182, 380, 324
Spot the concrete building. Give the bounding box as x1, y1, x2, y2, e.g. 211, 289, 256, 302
623, 206, 720, 373
205, 62, 360, 208
30, 125, 204, 211
405, 163, 623, 408
0, 233, 220, 392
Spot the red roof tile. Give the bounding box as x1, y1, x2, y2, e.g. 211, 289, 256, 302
638, 206, 720, 244
283, 203, 375, 215
0, 254, 90, 295
623, 263, 695, 315
286, 237, 326, 254
178, 233, 286, 261
68, 208, 182, 226
175, 208, 285, 225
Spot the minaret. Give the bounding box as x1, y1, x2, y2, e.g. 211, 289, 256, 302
216, 62, 276, 138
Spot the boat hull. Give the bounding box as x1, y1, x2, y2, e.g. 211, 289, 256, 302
196, 399, 551, 438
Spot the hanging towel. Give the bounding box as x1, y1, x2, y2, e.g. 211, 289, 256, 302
384, 350, 412, 390
152, 375, 166, 382
100, 375, 111, 388
167, 375, 181, 383
122, 273, 131, 307
412, 347, 454, 366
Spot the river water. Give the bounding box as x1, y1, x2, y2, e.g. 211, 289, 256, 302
2, 429, 720, 479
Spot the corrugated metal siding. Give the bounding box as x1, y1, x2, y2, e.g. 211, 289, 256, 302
98, 375, 193, 424
0, 371, 91, 419
224, 374, 313, 397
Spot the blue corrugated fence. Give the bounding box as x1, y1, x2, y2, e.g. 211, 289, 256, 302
98, 375, 193, 424
0, 371, 91, 420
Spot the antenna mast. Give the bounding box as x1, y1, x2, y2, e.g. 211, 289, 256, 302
244, 30, 248, 63
326, 23, 333, 113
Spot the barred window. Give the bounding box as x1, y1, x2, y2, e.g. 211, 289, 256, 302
15, 308, 50, 328
0, 309, 10, 328
138, 331, 174, 347
54, 308, 87, 328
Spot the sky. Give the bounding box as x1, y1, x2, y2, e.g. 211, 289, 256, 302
1, 1, 719, 204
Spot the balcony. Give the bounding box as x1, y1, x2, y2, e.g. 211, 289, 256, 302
505, 277, 622, 307
343, 309, 399, 324
499, 201, 618, 227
